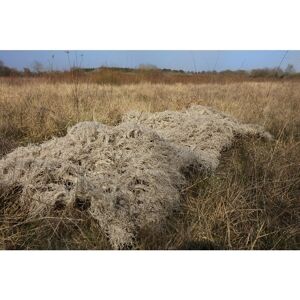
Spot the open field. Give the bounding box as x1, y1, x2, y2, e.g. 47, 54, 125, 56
0, 79, 299, 249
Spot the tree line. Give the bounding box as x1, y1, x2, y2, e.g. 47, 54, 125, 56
0, 59, 298, 79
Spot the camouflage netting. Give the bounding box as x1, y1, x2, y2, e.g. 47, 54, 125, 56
123, 105, 272, 171
0, 121, 200, 248
0, 106, 272, 248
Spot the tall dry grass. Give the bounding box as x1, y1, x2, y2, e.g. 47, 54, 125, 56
0, 79, 299, 249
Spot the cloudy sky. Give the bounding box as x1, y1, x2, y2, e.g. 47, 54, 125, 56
0, 50, 299, 72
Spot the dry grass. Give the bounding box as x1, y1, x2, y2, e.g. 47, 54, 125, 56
0, 79, 299, 249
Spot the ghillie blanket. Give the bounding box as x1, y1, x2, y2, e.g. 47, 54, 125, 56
0, 106, 272, 248
123, 105, 272, 171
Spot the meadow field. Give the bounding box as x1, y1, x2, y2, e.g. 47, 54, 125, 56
0, 78, 299, 249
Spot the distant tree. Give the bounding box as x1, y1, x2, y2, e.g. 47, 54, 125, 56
0, 60, 15, 76
23, 68, 32, 76
285, 64, 296, 74
250, 67, 284, 78
31, 61, 44, 73
274, 67, 284, 78
138, 64, 158, 70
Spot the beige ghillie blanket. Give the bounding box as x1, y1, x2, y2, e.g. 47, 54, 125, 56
123, 105, 272, 171
0, 106, 272, 248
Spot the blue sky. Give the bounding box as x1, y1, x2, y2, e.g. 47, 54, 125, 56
0, 50, 299, 72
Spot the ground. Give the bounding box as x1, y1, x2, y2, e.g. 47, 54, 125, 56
0, 79, 299, 249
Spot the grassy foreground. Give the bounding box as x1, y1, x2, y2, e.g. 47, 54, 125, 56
0, 79, 299, 249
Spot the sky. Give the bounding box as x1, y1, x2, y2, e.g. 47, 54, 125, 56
0, 50, 299, 72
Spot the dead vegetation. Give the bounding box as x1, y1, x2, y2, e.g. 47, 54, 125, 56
0, 80, 299, 249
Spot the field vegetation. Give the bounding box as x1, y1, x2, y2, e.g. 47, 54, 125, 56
0, 73, 299, 249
